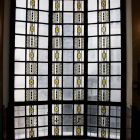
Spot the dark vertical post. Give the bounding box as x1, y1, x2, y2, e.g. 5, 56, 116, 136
0, 0, 4, 139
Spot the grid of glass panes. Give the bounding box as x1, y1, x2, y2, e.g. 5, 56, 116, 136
14, 0, 49, 139
87, 0, 121, 139
52, 0, 84, 136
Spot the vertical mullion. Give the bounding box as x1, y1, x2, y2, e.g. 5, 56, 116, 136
48, 0, 53, 137
97, 0, 99, 138
108, 0, 111, 138
25, 0, 28, 138
73, 0, 74, 136
84, 0, 88, 137
62, 0, 64, 136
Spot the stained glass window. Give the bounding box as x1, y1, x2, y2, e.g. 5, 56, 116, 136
11, 0, 125, 139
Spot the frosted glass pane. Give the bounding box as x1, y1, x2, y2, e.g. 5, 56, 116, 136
38, 89, 48, 101
88, 63, 98, 75
111, 90, 121, 102
38, 76, 48, 88
88, 37, 97, 49
39, 0, 49, 10
16, 0, 26, 8
64, 13, 73, 23
63, 104, 73, 114
15, 117, 25, 128
15, 35, 25, 47
39, 12, 48, 23
88, 12, 97, 23
64, 0, 73, 11
14, 76, 25, 88
39, 37, 48, 48
111, 23, 121, 34
110, 0, 120, 8
63, 63, 73, 75
63, 89, 73, 100
14, 90, 25, 102
63, 50, 73, 62
39, 24, 48, 36
38, 116, 48, 126
38, 50, 48, 62
111, 76, 121, 88
88, 89, 97, 101
63, 37, 73, 49
15, 129, 25, 139
111, 36, 121, 48
26, 76, 37, 88
111, 50, 121, 61
14, 106, 25, 116
88, 0, 97, 11
88, 25, 97, 36
111, 63, 121, 75
110, 10, 120, 21
64, 25, 73, 36
63, 115, 73, 125
16, 9, 26, 21
63, 126, 73, 136
88, 50, 98, 62
38, 127, 48, 136
15, 22, 25, 34
63, 76, 73, 88
38, 63, 48, 75
15, 62, 25, 74
88, 76, 98, 88
38, 105, 48, 115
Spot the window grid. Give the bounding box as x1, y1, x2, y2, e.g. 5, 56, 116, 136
10, 0, 126, 139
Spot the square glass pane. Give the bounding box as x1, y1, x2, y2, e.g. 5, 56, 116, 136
38, 63, 48, 75
39, 24, 48, 36
64, 13, 73, 23
110, 10, 120, 21
64, 0, 73, 11
63, 37, 73, 49
88, 63, 98, 75
14, 90, 25, 102
63, 50, 73, 62
88, 12, 97, 23
111, 22, 121, 34
88, 37, 97, 49
39, 12, 48, 23
15, 22, 26, 34
111, 76, 121, 88
111, 49, 121, 61
111, 63, 121, 75
39, 0, 49, 11
15, 62, 25, 74
63, 89, 73, 100
38, 50, 48, 62
64, 25, 73, 36
63, 115, 73, 125
88, 0, 97, 11
111, 36, 121, 48
16, 9, 26, 21
63, 104, 73, 114
39, 37, 48, 49
16, 0, 26, 8
110, 0, 120, 8
63, 63, 73, 75
88, 76, 98, 88
63, 76, 73, 88
88, 50, 98, 62
111, 90, 121, 102
38, 89, 48, 101
88, 24, 97, 36
14, 76, 25, 88
38, 76, 48, 88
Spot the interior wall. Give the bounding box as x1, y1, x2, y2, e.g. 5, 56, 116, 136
132, 0, 140, 109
